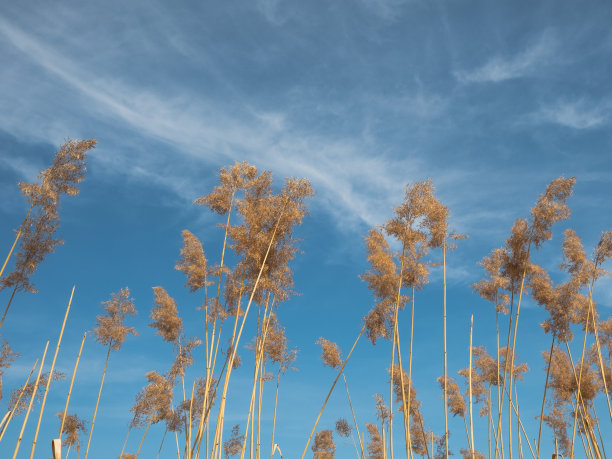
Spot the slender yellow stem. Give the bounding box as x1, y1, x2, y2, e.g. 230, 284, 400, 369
31, 285, 75, 459
270, 367, 281, 459
443, 243, 448, 459
536, 336, 554, 458
301, 326, 365, 459
343, 373, 364, 458
157, 427, 168, 459
136, 418, 152, 458
0, 358, 39, 442
389, 248, 405, 459
187, 380, 196, 459
84, 342, 112, 459
0, 286, 17, 332
469, 315, 475, 459
120, 423, 132, 458
570, 295, 594, 458
214, 202, 288, 458
394, 312, 412, 459
60, 331, 86, 438
585, 281, 612, 422
13, 341, 49, 459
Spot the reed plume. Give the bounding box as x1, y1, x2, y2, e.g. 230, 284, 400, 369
312, 429, 335, 459
0, 139, 96, 330
56, 412, 87, 455
86, 287, 137, 459
366, 423, 384, 459
335, 418, 352, 438
316, 338, 342, 369
224, 424, 243, 458
0, 340, 18, 400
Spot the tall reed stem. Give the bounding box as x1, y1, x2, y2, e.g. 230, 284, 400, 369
443, 243, 448, 459
30, 285, 75, 459
536, 336, 554, 458
0, 358, 39, 442
136, 418, 152, 458
13, 341, 49, 459
60, 331, 87, 438
84, 341, 113, 459
469, 315, 475, 459
301, 325, 365, 459
343, 373, 364, 458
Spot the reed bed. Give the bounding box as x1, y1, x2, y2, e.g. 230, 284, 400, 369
0, 140, 611, 459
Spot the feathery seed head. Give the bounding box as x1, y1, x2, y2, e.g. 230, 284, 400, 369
150, 287, 182, 344
93, 288, 137, 350
316, 337, 342, 369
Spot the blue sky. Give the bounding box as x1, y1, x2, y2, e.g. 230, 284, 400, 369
1, 0, 611, 457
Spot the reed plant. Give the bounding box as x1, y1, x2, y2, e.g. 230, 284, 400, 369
4, 159, 612, 459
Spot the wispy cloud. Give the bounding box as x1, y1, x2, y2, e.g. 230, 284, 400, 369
535, 99, 608, 129
0, 18, 430, 232
360, 0, 410, 21
455, 33, 555, 83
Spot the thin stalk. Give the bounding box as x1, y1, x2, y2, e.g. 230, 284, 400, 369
241, 297, 275, 459
60, 331, 87, 437
0, 205, 32, 280
469, 315, 475, 459
585, 282, 612, 422
136, 418, 152, 458
389, 247, 406, 459
415, 407, 430, 459
120, 423, 133, 458
394, 312, 411, 459
343, 373, 364, 458
381, 417, 386, 459
214, 200, 288, 459
591, 405, 607, 459
301, 325, 365, 459
564, 340, 597, 458
536, 336, 554, 458
463, 416, 472, 452
501, 385, 536, 459
506, 270, 530, 459
270, 366, 281, 459
570, 299, 594, 459
30, 285, 75, 459
443, 242, 448, 459
84, 341, 113, 459
488, 385, 492, 459
207, 300, 242, 459
0, 358, 39, 442
515, 385, 523, 459
157, 427, 168, 459
0, 287, 17, 332
497, 288, 517, 459
13, 341, 49, 459
257, 360, 264, 459
188, 380, 196, 459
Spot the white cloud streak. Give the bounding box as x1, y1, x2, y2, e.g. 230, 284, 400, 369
536, 99, 608, 129
455, 33, 555, 83
0, 18, 427, 232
